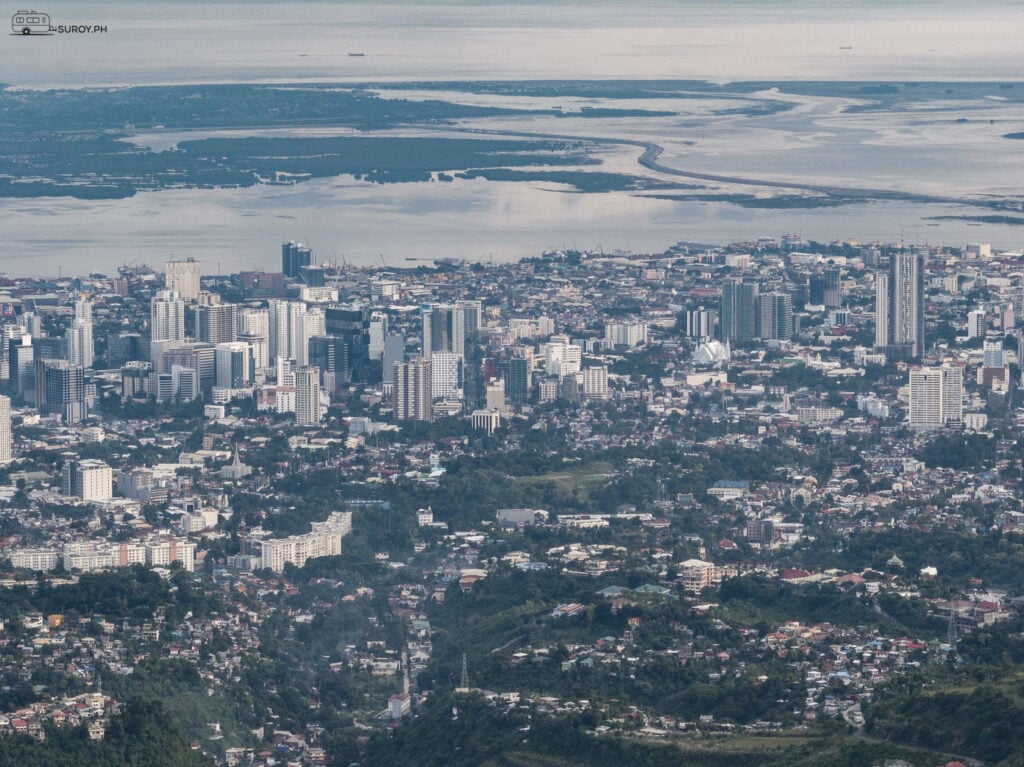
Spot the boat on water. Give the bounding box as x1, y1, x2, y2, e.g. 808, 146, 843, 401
348, 52, 365, 57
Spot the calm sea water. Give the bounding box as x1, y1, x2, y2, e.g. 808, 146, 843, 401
1, 1, 1022, 276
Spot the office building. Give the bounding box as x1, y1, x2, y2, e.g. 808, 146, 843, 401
720, 279, 759, 342
876, 251, 925, 358
471, 408, 500, 435
757, 292, 794, 340
281, 241, 313, 278
382, 332, 404, 386
394, 358, 432, 421
43, 360, 86, 422
369, 312, 388, 360
308, 335, 351, 394
164, 258, 201, 301
215, 342, 253, 389
507, 357, 530, 404
909, 365, 963, 430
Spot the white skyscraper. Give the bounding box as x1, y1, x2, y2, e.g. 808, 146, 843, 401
369, 312, 388, 361
876, 252, 925, 358
909, 364, 963, 430
296, 307, 325, 367
239, 308, 270, 370
430, 352, 463, 400
295, 365, 321, 426
0, 395, 11, 464
151, 290, 185, 343
66, 320, 94, 368
268, 300, 306, 361
164, 258, 201, 301
394, 358, 432, 421
66, 299, 94, 368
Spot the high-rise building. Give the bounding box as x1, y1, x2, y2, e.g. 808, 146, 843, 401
983, 338, 1005, 369
215, 342, 253, 389
150, 290, 185, 344
43, 360, 86, 422
684, 308, 716, 342
507, 357, 530, 404
8, 334, 33, 401
456, 299, 482, 350
421, 304, 456, 359
197, 303, 238, 345
394, 358, 432, 421
382, 332, 404, 386
324, 304, 370, 383
581, 365, 609, 400
281, 241, 313, 278
823, 268, 842, 308
430, 352, 464, 401
164, 258, 201, 301
0, 394, 11, 464
909, 364, 963, 430
238, 308, 270, 370
308, 335, 351, 394
297, 307, 326, 367
121, 361, 155, 401
757, 292, 794, 340
369, 312, 388, 361
545, 335, 581, 378
720, 279, 759, 342
268, 300, 305, 361
295, 365, 321, 426
876, 251, 925, 358
65, 319, 93, 368
967, 309, 986, 339
604, 321, 649, 347
61, 459, 113, 501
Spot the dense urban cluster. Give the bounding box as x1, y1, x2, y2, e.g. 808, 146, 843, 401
0, 235, 1023, 766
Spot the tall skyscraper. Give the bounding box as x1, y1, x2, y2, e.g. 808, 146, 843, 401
430, 352, 464, 400
507, 357, 530, 405
0, 394, 11, 464
382, 332, 404, 387
684, 307, 716, 342
295, 365, 321, 426
394, 358, 432, 421
164, 258, 201, 301
215, 342, 253, 389
823, 268, 842, 308
197, 303, 238, 345
757, 293, 794, 340
238, 308, 270, 370
876, 251, 925, 358
65, 299, 94, 369
369, 312, 388, 361
308, 335, 351, 394
268, 300, 305, 361
43, 360, 87, 423
422, 304, 456, 359
720, 279, 759, 342
909, 364, 963, 429
150, 291, 185, 344
282, 241, 313, 278
297, 307, 326, 368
